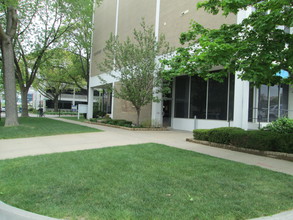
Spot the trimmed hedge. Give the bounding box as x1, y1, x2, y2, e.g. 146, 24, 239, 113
193, 127, 293, 153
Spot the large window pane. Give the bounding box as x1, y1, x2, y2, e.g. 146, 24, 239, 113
280, 84, 289, 117
269, 85, 279, 122
207, 78, 228, 120
258, 85, 269, 122
174, 76, 189, 118
190, 75, 207, 119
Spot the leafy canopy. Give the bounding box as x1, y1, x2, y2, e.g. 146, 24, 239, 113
162, 0, 293, 86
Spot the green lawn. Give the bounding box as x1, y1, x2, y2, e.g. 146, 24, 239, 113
0, 117, 100, 139
0, 143, 292, 220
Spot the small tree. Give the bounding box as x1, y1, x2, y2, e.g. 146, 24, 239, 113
99, 21, 170, 125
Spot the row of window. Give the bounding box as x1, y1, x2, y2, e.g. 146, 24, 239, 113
248, 84, 289, 122
174, 74, 234, 121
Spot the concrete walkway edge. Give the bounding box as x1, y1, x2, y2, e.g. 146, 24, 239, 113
0, 201, 60, 220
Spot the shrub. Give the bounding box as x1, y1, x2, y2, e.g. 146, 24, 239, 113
193, 127, 293, 153
207, 127, 245, 145
193, 129, 209, 141
230, 131, 277, 151
90, 118, 97, 122
262, 117, 293, 134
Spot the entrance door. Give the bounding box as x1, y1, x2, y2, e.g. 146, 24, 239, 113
163, 99, 172, 127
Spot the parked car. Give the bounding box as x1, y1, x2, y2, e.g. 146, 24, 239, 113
1, 107, 5, 112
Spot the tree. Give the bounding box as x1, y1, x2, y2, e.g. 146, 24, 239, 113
0, 3, 19, 126
14, 0, 79, 117
34, 49, 82, 111
99, 21, 170, 125
63, 0, 101, 100
162, 0, 293, 86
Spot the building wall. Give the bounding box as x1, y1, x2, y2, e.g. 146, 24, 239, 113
91, 0, 117, 77
117, 0, 157, 41
159, 0, 236, 47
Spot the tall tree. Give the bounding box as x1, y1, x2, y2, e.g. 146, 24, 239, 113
162, 0, 293, 86
64, 0, 101, 100
99, 21, 170, 125
0, 2, 19, 126
14, 0, 78, 117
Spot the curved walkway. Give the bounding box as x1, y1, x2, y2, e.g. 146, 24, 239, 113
0, 117, 293, 220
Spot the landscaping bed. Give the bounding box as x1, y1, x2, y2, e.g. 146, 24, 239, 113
88, 118, 168, 131
187, 138, 293, 162
191, 126, 293, 161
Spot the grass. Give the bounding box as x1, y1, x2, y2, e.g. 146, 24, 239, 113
0, 143, 292, 220
0, 117, 100, 139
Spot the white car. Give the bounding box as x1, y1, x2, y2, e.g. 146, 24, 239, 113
1, 107, 5, 112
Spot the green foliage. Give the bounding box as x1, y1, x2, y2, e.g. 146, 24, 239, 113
207, 127, 244, 144
230, 131, 293, 153
34, 48, 86, 108
193, 127, 293, 153
99, 20, 171, 125
262, 117, 293, 134
193, 129, 209, 141
162, 0, 292, 86
89, 118, 98, 122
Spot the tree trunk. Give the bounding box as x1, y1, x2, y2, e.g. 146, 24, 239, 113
2, 38, 19, 126
21, 87, 29, 117
136, 107, 141, 126
54, 96, 59, 112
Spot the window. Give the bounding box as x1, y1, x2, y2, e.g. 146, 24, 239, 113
174, 76, 189, 118
174, 72, 234, 121
190, 76, 207, 119
207, 78, 228, 120
258, 85, 269, 122
257, 84, 289, 122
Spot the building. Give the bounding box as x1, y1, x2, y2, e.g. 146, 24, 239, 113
87, 0, 293, 131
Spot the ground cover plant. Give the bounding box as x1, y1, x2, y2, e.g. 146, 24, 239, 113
0, 117, 100, 139
0, 143, 292, 220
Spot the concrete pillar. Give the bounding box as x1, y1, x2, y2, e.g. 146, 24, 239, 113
233, 72, 250, 130
151, 90, 163, 127
87, 87, 94, 119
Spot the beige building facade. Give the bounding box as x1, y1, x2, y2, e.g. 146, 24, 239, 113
88, 0, 293, 130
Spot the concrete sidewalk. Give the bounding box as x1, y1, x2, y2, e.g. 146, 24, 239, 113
0, 117, 293, 220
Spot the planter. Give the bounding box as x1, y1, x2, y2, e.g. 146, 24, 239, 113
186, 138, 293, 162
87, 121, 168, 131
